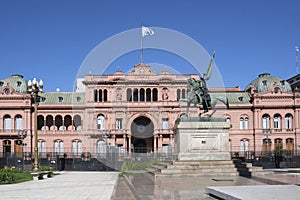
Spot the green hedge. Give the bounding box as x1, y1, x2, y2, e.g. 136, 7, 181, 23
121, 160, 158, 172
0, 166, 33, 184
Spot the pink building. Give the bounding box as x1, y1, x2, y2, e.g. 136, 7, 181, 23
0, 65, 299, 164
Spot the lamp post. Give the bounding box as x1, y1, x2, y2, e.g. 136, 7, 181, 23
263, 128, 272, 155
18, 130, 27, 171
27, 77, 43, 171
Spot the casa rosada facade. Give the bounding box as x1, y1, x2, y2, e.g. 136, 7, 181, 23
0, 63, 300, 159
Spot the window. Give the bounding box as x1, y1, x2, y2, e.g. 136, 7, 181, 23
94, 90, 98, 102
97, 115, 105, 130
240, 139, 249, 154
133, 88, 138, 102
162, 118, 169, 130
54, 140, 64, 154
97, 140, 106, 157
72, 140, 82, 155
15, 115, 22, 130
244, 118, 249, 129
58, 97, 63, 103
153, 88, 158, 101
177, 89, 181, 101
262, 114, 270, 129
286, 138, 294, 151
285, 114, 292, 130
274, 115, 281, 129
262, 80, 267, 86
99, 89, 102, 102
104, 89, 108, 102
38, 140, 46, 153
127, 88, 132, 101
240, 118, 244, 129
146, 88, 151, 102
116, 118, 122, 130
140, 88, 145, 102
76, 96, 81, 102
182, 89, 186, 99
274, 87, 280, 94
4, 115, 11, 131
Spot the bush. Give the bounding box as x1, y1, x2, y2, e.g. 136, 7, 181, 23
38, 166, 54, 172
0, 166, 33, 184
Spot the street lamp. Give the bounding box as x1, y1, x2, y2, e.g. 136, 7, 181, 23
18, 130, 27, 171
27, 77, 43, 171
263, 128, 272, 155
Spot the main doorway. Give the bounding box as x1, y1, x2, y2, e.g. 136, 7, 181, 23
131, 116, 154, 153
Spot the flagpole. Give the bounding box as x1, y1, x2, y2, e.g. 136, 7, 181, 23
140, 26, 143, 63
296, 46, 299, 74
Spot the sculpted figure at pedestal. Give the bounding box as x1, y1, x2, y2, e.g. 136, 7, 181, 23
179, 51, 228, 118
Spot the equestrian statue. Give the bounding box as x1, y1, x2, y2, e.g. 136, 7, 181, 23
179, 51, 229, 118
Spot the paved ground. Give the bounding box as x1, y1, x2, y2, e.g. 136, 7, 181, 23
0, 172, 119, 200
1, 170, 300, 200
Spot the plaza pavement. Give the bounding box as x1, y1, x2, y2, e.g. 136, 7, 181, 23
1, 170, 300, 200
0, 171, 119, 200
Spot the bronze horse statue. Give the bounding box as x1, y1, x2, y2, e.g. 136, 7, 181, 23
179, 77, 229, 118
178, 51, 229, 117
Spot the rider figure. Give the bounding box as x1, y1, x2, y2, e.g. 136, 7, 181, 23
198, 77, 211, 112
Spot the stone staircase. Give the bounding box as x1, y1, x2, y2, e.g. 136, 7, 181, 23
233, 159, 273, 177
150, 160, 238, 177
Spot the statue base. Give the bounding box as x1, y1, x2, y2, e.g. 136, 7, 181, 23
174, 117, 231, 161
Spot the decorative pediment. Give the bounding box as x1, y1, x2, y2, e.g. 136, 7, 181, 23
128, 63, 156, 75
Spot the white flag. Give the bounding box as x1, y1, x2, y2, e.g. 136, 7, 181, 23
142, 26, 154, 37
296, 46, 299, 52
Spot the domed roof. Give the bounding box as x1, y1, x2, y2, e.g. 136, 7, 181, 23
0, 74, 28, 93
245, 73, 292, 93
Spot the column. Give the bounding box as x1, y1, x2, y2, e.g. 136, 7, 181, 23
128, 136, 131, 154
153, 135, 157, 153
123, 134, 127, 151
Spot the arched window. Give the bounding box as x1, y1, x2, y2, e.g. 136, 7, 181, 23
240, 118, 244, 129
146, 88, 151, 102
244, 118, 249, 129
263, 139, 271, 153
127, 88, 132, 101
55, 115, 63, 131
153, 88, 158, 101
38, 115, 45, 130
4, 115, 11, 131
72, 140, 82, 156
38, 140, 46, 154
133, 88, 138, 102
240, 139, 249, 154
177, 89, 181, 101
99, 89, 103, 102
15, 115, 22, 130
262, 114, 270, 129
97, 140, 106, 157
97, 115, 105, 130
74, 115, 82, 130
94, 90, 98, 102
104, 89, 108, 102
140, 88, 145, 102
64, 115, 72, 130
285, 114, 293, 130
54, 140, 64, 155
46, 115, 54, 130
182, 89, 186, 99
274, 114, 281, 130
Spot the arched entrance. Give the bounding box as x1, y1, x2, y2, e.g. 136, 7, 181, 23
131, 116, 154, 153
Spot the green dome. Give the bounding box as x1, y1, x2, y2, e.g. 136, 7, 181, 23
0, 74, 28, 93
246, 73, 292, 93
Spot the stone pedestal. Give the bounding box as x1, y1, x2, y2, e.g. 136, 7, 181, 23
174, 117, 231, 161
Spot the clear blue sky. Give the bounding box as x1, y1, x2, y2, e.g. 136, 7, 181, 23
0, 0, 299, 92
